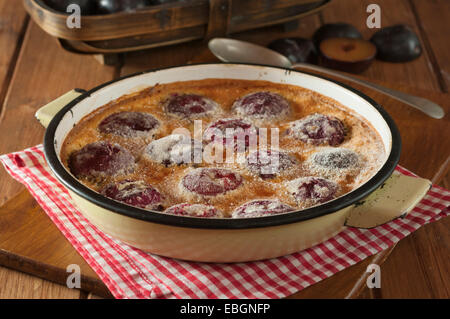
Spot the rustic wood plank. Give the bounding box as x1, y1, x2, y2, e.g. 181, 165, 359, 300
289, 79, 449, 298
378, 216, 450, 298
0, 4, 79, 299
233, 13, 321, 45
0, 20, 116, 299
121, 40, 205, 75
0, 82, 447, 299
0, 190, 113, 298
441, 174, 450, 190
121, 14, 321, 76
0, 2, 448, 298
0, 266, 80, 299
0, 2, 28, 112
410, 0, 450, 92
0, 21, 116, 206
355, 0, 450, 299
320, 0, 441, 91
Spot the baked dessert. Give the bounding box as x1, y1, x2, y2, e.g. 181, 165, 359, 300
61, 79, 385, 218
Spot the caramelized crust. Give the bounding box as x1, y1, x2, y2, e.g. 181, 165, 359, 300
61, 79, 385, 217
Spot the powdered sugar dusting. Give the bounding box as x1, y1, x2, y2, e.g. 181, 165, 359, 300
164, 203, 223, 218
144, 134, 202, 166
164, 93, 220, 119
62, 79, 387, 218
232, 91, 290, 119
232, 199, 295, 218
287, 177, 339, 207
288, 113, 345, 146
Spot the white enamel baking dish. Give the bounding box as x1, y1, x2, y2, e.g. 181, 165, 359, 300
36, 64, 431, 262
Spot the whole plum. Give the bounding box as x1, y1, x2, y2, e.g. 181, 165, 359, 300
96, 0, 151, 14
370, 24, 422, 62
44, 0, 96, 15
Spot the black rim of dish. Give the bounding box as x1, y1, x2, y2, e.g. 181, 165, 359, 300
44, 63, 402, 229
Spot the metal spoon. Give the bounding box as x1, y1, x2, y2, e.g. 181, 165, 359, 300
208, 38, 445, 119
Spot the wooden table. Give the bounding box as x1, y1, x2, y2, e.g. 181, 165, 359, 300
0, 0, 448, 299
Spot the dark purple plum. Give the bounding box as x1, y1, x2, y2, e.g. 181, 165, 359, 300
289, 177, 338, 205
268, 38, 318, 64
101, 180, 163, 210
289, 113, 346, 146
44, 0, 96, 14
203, 118, 258, 151
182, 168, 243, 196
246, 149, 297, 179
313, 23, 362, 46
164, 203, 223, 218
370, 24, 422, 62
232, 91, 290, 119
232, 199, 295, 218
96, 0, 151, 14
98, 111, 159, 137
311, 148, 359, 169
164, 93, 218, 118
68, 141, 135, 179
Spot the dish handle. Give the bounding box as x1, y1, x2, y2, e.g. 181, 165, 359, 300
345, 172, 432, 228
35, 89, 86, 128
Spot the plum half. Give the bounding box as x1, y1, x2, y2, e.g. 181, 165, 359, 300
313, 23, 362, 46
319, 38, 377, 73
268, 38, 318, 64
370, 24, 422, 62
181, 168, 243, 197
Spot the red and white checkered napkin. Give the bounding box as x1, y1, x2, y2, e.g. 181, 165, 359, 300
1, 145, 449, 299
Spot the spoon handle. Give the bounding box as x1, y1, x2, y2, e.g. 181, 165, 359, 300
292, 63, 445, 119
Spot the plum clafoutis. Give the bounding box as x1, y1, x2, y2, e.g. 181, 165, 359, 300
370, 24, 422, 62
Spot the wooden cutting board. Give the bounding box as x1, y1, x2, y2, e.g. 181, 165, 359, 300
0, 80, 448, 299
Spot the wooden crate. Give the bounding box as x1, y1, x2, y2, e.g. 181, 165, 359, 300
24, 0, 332, 59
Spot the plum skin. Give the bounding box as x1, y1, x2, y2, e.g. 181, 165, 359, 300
313, 23, 362, 46
96, 0, 152, 14
246, 149, 297, 179
44, 0, 96, 14
268, 38, 318, 64
182, 168, 243, 196
232, 92, 290, 119
98, 111, 159, 137
370, 24, 422, 62
164, 93, 218, 118
289, 113, 346, 146
232, 199, 295, 218
203, 118, 258, 151
290, 177, 338, 204
101, 180, 163, 211
164, 203, 223, 218
68, 141, 135, 179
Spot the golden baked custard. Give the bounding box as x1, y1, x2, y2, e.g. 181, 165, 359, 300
61, 79, 385, 218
